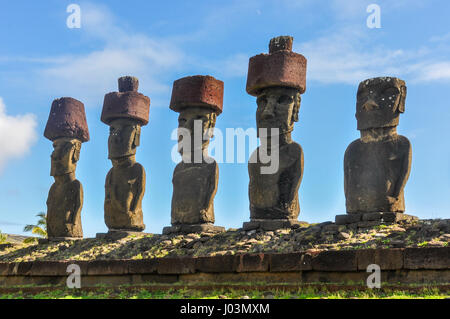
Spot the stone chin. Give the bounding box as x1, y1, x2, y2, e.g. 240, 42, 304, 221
108, 149, 136, 160
356, 114, 400, 131
257, 122, 293, 137
50, 162, 75, 177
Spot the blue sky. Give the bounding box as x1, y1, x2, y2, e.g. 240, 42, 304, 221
0, 0, 449, 237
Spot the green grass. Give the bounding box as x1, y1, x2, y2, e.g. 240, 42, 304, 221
1, 286, 448, 299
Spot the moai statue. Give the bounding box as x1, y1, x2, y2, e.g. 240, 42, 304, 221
98, 76, 150, 237
44, 97, 89, 240
243, 36, 307, 231
163, 75, 226, 234
336, 77, 415, 226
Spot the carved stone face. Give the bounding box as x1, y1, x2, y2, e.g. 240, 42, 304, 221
356, 77, 407, 131
50, 138, 81, 177
108, 118, 141, 159
177, 107, 217, 155
256, 87, 300, 137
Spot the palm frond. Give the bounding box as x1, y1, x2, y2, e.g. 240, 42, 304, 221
0, 231, 8, 244
24, 212, 48, 236
23, 237, 38, 244
37, 212, 46, 219
31, 227, 47, 238
23, 224, 35, 232
37, 219, 46, 227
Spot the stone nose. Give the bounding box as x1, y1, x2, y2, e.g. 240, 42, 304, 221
362, 99, 379, 111
261, 100, 276, 119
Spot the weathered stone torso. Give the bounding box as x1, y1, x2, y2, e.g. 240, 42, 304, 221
104, 162, 145, 230
46, 179, 83, 238
171, 160, 218, 225
249, 142, 303, 220
344, 135, 411, 213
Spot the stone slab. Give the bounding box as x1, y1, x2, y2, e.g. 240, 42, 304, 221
404, 247, 450, 270
335, 212, 418, 226
311, 250, 358, 272
39, 237, 83, 244
356, 249, 404, 270
335, 214, 362, 225
162, 224, 225, 235
242, 219, 304, 231
95, 230, 151, 240
236, 253, 270, 273
270, 252, 313, 272
195, 255, 239, 273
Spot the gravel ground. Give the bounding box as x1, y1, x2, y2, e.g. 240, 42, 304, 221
0, 219, 448, 262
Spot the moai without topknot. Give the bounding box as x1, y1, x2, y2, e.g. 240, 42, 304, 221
243, 36, 307, 231
335, 77, 416, 226
97, 76, 150, 238
44, 97, 89, 241
163, 75, 226, 234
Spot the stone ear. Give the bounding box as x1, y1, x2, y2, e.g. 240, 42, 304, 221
208, 112, 217, 138
72, 142, 81, 163
397, 86, 407, 113
133, 126, 141, 147
209, 112, 217, 127
292, 93, 301, 123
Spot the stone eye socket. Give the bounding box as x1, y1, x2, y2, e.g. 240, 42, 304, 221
110, 127, 120, 136
257, 96, 267, 107
383, 87, 399, 96
357, 89, 368, 99
278, 95, 292, 104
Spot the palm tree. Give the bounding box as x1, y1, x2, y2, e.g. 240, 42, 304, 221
23, 212, 47, 243
0, 230, 8, 244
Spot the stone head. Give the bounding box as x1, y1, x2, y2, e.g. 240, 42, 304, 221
50, 138, 81, 177
256, 86, 301, 137
356, 77, 407, 131
177, 107, 217, 155
108, 118, 141, 160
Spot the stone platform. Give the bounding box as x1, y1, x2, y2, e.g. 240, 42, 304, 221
335, 212, 418, 228
0, 247, 448, 288
162, 223, 225, 235
96, 230, 151, 240
38, 237, 83, 244
243, 219, 308, 231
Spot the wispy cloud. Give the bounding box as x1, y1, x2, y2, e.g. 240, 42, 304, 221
0, 220, 24, 227
34, 3, 184, 105
294, 27, 450, 85
0, 98, 37, 173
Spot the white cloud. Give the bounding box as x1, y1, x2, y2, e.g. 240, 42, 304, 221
35, 3, 184, 105
414, 62, 450, 82
294, 27, 450, 85
0, 98, 38, 172
204, 53, 249, 78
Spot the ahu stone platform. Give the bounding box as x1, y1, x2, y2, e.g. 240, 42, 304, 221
0, 218, 448, 289
0, 247, 448, 288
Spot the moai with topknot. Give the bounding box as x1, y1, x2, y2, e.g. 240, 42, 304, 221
97, 76, 150, 238
44, 97, 89, 241
163, 75, 226, 234
243, 36, 308, 231
335, 77, 416, 226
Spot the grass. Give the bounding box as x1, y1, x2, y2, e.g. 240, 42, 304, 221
0, 286, 448, 299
